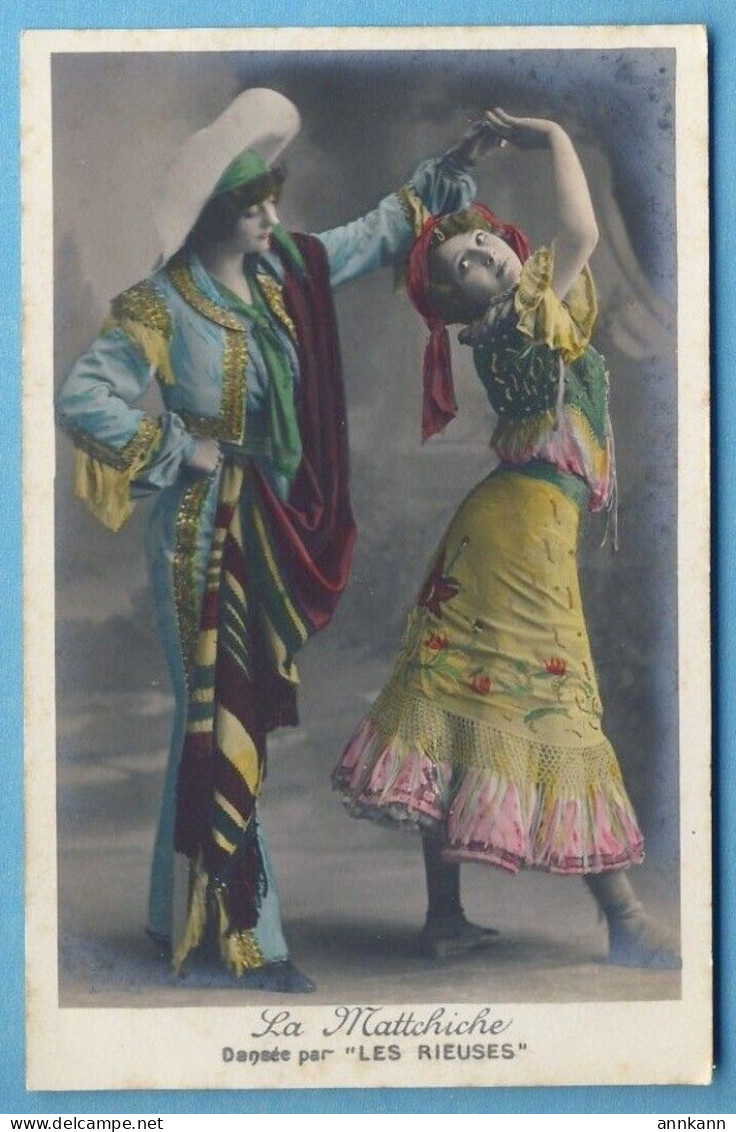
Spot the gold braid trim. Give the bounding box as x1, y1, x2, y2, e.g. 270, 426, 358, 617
166, 258, 243, 331
394, 185, 431, 289
104, 280, 176, 386
173, 475, 213, 680
396, 184, 431, 238
255, 272, 297, 341
111, 280, 172, 336
178, 407, 238, 441
64, 415, 161, 472
366, 683, 623, 797
68, 417, 162, 532
166, 255, 247, 442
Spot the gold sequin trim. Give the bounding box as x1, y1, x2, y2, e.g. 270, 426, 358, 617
226, 928, 265, 973
166, 254, 247, 442
396, 184, 431, 238
179, 409, 229, 440
62, 416, 161, 471
110, 280, 172, 338
173, 475, 212, 680
256, 272, 297, 341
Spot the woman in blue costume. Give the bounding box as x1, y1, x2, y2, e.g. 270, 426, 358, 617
57, 88, 500, 992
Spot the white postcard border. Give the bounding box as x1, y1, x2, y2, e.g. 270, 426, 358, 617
22, 23, 711, 1091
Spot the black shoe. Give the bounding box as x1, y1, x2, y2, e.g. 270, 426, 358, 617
417, 913, 500, 960
236, 960, 316, 993
145, 927, 172, 961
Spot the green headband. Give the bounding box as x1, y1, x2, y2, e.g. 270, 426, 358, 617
213, 149, 271, 198
210, 148, 305, 275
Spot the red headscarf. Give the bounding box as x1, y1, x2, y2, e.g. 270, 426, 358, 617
406, 204, 531, 442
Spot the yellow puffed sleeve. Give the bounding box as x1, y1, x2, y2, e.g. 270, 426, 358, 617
514, 245, 598, 363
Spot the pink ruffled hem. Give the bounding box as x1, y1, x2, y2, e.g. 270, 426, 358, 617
334, 718, 450, 824
333, 718, 644, 876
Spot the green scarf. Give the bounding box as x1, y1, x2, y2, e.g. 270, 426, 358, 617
214, 275, 302, 481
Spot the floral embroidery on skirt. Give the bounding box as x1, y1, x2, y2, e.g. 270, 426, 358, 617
334, 469, 644, 875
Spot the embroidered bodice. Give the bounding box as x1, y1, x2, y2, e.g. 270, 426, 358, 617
473, 246, 614, 513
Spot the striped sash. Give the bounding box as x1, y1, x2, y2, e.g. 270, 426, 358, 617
173, 460, 310, 974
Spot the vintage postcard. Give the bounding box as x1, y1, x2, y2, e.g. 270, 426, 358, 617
22, 24, 710, 1090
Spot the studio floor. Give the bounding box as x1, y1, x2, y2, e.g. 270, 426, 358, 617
57, 638, 681, 1008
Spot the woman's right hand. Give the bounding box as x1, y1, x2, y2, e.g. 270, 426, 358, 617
185, 438, 222, 476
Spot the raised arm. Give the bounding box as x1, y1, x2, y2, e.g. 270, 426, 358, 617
315, 119, 506, 288
314, 155, 473, 288
485, 109, 599, 301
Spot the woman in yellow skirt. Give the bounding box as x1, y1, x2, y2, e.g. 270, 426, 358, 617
333, 109, 679, 969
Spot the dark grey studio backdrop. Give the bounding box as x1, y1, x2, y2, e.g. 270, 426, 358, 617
53, 50, 678, 866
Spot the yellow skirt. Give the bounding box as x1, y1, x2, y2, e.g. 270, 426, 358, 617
334, 470, 644, 874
